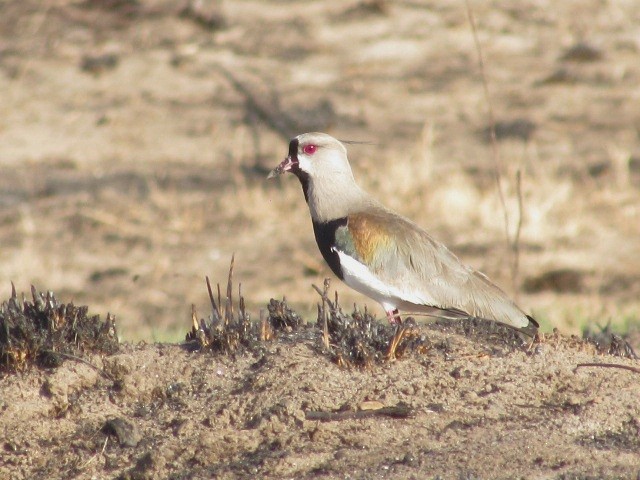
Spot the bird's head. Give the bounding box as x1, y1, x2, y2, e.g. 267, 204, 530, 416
268, 132, 353, 182
269, 132, 369, 222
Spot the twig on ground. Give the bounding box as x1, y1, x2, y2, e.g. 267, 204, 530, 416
574, 363, 640, 374
80, 435, 108, 470
305, 404, 414, 422
46, 351, 115, 381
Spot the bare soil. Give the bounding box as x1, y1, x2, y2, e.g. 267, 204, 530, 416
2, 315, 640, 479
1, 0, 640, 478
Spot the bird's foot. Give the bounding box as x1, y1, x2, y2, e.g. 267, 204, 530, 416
386, 309, 402, 325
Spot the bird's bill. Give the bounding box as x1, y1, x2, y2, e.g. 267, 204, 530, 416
267, 155, 297, 179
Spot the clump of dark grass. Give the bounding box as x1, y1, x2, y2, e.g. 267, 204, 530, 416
0, 284, 119, 373
313, 279, 430, 368
583, 322, 637, 359
186, 255, 304, 355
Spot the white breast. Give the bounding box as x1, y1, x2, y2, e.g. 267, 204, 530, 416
335, 249, 435, 313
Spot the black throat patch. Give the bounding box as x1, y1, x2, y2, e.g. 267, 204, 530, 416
288, 137, 299, 158
288, 137, 311, 203
312, 217, 348, 280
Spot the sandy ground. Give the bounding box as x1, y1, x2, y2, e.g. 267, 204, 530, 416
2, 318, 639, 479
1, 0, 640, 478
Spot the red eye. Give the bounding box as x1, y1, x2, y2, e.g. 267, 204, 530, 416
303, 144, 317, 155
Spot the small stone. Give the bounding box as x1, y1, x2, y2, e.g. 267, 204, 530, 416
103, 417, 142, 447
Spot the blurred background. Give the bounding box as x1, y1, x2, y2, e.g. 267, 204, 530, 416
1, 0, 639, 341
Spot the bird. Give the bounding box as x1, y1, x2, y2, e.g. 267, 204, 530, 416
268, 132, 538, 333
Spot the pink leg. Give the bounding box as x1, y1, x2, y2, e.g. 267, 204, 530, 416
386, 308, 402, 325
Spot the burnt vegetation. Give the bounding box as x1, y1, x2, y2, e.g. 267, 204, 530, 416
1, 259, 636, 375
185, 255, 305, 355
0, 284, 119, 373
185, 258, 544, 368
313, 279, 431, 367
185, 257, 434, 367
583, 322, 638, 359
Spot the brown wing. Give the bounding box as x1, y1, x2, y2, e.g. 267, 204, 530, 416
347, 208, 533, 329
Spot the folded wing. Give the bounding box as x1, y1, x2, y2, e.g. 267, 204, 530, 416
343, 208, 536, 329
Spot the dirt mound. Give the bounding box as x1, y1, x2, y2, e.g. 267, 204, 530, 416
1, 284, 639, 479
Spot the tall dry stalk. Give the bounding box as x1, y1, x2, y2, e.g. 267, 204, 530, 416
464, 0, 525, 299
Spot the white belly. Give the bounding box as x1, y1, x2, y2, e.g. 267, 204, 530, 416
335, 249, 432, 313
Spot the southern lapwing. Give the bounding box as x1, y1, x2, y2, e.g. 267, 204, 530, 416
268, 132, 538, 332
